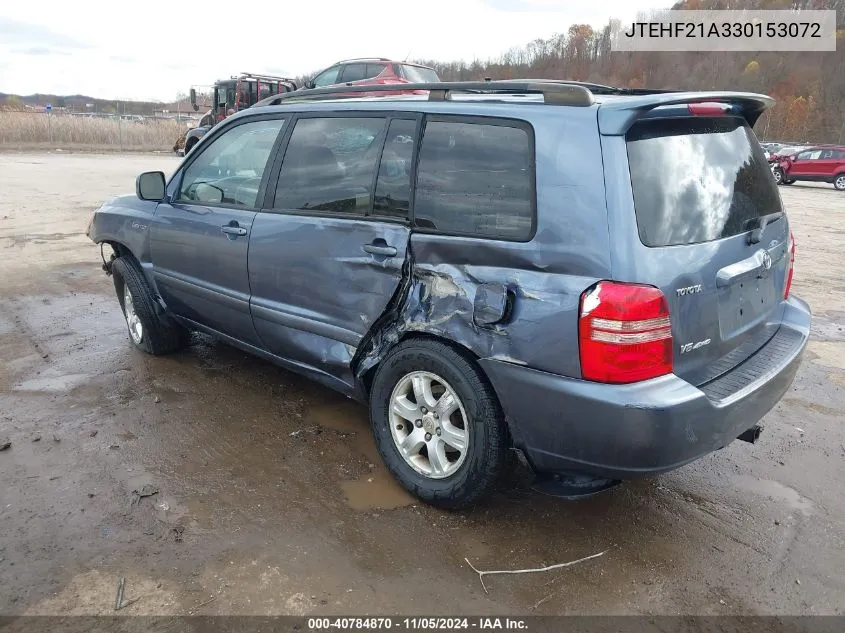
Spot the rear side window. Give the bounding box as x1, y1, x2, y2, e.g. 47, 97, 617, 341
400, 65, 440, 83
373, 119, 417, 219
414, 119, 534, 240
340, 64, 368, 82
273, 117, 386, 215
627, 117, 783, 247
366, 63, 388, 78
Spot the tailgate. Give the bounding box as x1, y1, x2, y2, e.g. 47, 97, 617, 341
609, 113, 791, 386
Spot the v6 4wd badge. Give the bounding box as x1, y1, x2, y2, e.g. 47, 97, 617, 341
680, 339, 711, 354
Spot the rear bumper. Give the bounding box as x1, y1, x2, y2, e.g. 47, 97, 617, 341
480, 296, 811, 480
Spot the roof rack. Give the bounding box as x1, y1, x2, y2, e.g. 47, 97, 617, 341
336, 57, 392, 63
236, 72, 298, 83
253, 80, 596, 107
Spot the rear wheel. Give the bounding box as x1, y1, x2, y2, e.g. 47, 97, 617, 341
112, 257, 189, 355
369, 339, 508, 509
834, 174, 845, 191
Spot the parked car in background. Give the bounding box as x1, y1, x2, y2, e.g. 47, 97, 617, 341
87, 81, 809, 508
760, 142, 784, 159
177, 110, 215, 156
302, 58, 440, 94
768, 145, 808, 160
770, 145, 845, 189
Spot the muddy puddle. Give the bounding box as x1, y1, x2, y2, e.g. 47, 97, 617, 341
305, 400, 415, 510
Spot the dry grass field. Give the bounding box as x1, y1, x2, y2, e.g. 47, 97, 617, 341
0, 111, 182, 151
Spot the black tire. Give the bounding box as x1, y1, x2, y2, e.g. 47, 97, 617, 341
369, 339, 508, 509
834, 174, 845, 191
112, 256, 189, 355
773, 167, 785, 185
184, 138, 197, 154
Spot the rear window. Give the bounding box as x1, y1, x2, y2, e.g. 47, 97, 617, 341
627, 117, 783, 247
400, 65, 440, 83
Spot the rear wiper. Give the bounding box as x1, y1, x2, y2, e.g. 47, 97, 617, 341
746, 211, 784, 244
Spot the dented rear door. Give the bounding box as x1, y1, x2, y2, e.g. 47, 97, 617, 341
248, 115, 416, 388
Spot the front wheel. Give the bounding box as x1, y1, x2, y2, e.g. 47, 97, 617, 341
369, 339, 508, 509
112, 257, 189, 355
773, 167, 785, 185
834, 174, 845, 191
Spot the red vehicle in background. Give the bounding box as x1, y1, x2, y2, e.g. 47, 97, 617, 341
770, 145, 845, 190
302, 58, 440, 96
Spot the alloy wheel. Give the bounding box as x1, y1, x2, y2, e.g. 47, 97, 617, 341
388, 371, 469, 479
123, 284, 144, 345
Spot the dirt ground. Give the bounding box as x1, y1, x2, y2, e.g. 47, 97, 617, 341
1, 152, 844, 617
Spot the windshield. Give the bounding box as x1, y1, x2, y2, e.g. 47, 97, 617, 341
401, 65, 440, 83
626, 116, 783, 247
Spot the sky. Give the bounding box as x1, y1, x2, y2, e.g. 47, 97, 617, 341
0, 0, 671, 102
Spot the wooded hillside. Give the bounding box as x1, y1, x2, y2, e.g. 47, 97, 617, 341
416, 0, 845, 143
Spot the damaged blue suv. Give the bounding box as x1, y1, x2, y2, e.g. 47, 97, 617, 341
87, 81, 810, 508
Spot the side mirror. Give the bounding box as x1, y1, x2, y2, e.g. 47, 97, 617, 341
305, 80, 315, 90
194, 183, 224, 204
189, 88, 198, 112
136, 171, 166, 201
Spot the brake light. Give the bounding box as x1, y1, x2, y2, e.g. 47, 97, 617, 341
784, 232, 795, 299
687, 103, 730, 116
579, 282, 673, 384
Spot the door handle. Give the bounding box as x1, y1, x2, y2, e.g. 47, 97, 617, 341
363, 243, 397, 257
221, 224, 248, 237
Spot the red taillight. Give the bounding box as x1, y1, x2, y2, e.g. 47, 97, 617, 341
784, 231, 795, 299
687, 102, 730, 116
579, 282, 673, 384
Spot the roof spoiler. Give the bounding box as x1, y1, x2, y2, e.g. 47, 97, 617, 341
598, 91, 774, 135
253, 80, 596, 107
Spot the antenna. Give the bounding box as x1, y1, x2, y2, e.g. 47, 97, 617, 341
404, 49, 411, 62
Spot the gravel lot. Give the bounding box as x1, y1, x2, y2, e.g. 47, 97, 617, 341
1, 152, 843, 616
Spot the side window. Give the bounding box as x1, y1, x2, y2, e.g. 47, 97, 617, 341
258, 81, 274, 101
274, 117, 386, 215
834, 150, 845, 160
340, 63, 368, 82
820, 150, 834, 159
373, 119, 417, 219
366, 63, 388, 79
178, 119, 285, 208
796, 151, 811, 160
414, 119, 534, 240
312, 66, 341, 88
236, 83, 251, 109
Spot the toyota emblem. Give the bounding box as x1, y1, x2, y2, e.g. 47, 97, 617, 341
760, 250, 772, 271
